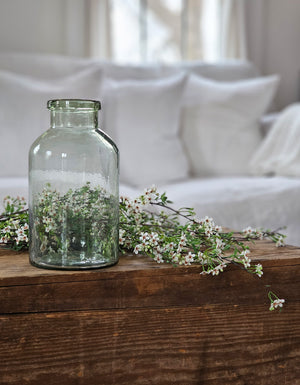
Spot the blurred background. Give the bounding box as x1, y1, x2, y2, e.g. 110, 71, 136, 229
0, 0, 299, 109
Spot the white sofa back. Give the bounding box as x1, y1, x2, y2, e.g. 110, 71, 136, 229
0, 52, 278, 187
0, 52, 259, 81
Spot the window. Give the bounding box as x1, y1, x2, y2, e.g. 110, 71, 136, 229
89, 0, 247, 63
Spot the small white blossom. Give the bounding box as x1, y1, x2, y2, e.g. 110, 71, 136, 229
3, 226, 11, 233
205, 228, 212, 238
214, 225, 222, 233
153, 252, 164, 263
0, 236, 8, 244
269, 298, 285, 311
139, 232, 149, 242
197, 251, 204, 261
184, 252, 195, 265
276, 236, 285, 247
171, 253, 179, 264
242, 226, 255, 237
119, 229, 126, 245
180, 233, 187, 246
133, 244, 142, 254
164, 242, 175, 251
240, 249, 251, 268
255, 263, 263, 278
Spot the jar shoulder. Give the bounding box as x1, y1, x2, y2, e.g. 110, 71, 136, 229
29, 128, 118, 156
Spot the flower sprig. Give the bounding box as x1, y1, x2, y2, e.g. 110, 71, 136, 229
0, 185, 287, 311
120, 186, 286, 310
268, 291, 285, 311
0, 196, 29, 251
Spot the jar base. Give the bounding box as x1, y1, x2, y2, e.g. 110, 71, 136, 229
30, 257, 119, 271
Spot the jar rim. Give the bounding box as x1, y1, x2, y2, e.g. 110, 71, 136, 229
47, 99, 101, 111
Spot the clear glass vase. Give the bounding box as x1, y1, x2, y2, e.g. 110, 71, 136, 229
29, 99, 119, 270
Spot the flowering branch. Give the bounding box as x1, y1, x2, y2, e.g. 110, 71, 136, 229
0, 186, 286, 311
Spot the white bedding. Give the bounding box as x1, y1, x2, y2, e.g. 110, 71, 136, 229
1, 176, 300, 246
250, 103, 300, 177
159, 177, 300, 246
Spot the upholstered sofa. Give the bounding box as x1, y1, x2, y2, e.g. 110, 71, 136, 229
0, 52, 300, 246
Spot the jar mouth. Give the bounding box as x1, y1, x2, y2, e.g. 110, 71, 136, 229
47, 99, 101, 111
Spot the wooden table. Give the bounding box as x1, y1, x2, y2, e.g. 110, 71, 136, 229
0, 240, 299, 385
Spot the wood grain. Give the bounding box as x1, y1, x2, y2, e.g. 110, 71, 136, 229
0, 240, 300, 384
0, 306, 299, 385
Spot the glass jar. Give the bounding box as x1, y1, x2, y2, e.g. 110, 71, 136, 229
28, 99, 119, 270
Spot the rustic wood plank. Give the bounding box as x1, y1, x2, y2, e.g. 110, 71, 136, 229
0, 260, 299, 314
0, 240, 299, 314
0, 239, 300, 286
0, 250, 299, 314
0, 305, 299, 385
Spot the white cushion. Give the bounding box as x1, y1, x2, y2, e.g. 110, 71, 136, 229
0, 66, 103, 177
0, 52, 260, 82
103, 74, 189, 187
0, 52, 96, 79
101, 60, 259, 82
181, 74, 280, 177
176, 60, 260, 81
101, 62, 182, 80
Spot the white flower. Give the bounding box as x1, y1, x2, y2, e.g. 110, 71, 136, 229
165, 242, 175, 251
143, 186, 158, 203
2, 226, 11, 233
139, 232, 149, 242
242, 226, 255, 237
270, 298, 285, 311
133, 244, 142, 254
202, 216, 215, 230
125, 200, 134, 210
204, 216, 213, 224
205, 228, 212, 238
214, 225, 222, 233
16, 228, 24, 237
184, 252, 195, 265
154, 253, 164, 263
21, 235, 28, 242
119, 229, 126, 245
180, 233, 187, 246
217, 262, 227, 273
215, 237, 225, 250
276, 236, 285, 247
141, 239, 148, 248
197, 251, 204, 261
255, 263, 263, 277
149, 232, 159, 246
240, 249, 251, 268
0, 236, 8, 244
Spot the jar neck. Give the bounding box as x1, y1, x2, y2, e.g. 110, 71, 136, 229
50, 110, 98, 129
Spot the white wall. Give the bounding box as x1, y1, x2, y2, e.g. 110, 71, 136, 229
246, 0, 300, 109
0, 0, 88, 57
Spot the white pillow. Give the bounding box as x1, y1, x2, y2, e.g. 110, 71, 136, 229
103, 74, 189, 187
0, 66, 103, 177
0, 52, 96, 79
181, 74, 280, 177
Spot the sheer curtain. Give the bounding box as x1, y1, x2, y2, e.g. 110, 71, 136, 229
88, 0, 247, 62
220, 0, 247, 60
